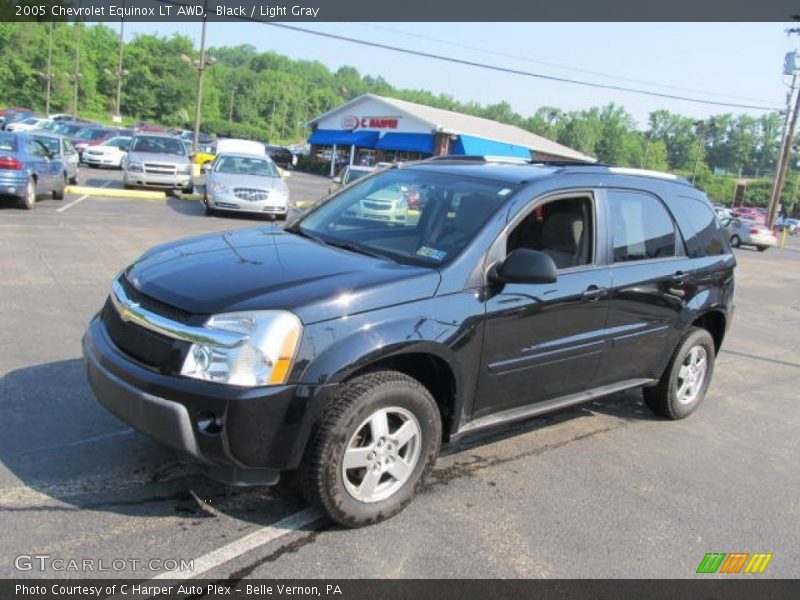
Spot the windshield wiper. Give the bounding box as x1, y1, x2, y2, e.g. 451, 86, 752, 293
324, 239, 393, 260
286, 226, 327, 246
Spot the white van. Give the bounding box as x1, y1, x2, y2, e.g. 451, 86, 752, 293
215, 138, 266, 156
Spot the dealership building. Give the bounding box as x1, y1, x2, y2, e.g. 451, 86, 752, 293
306, 93, 594, 169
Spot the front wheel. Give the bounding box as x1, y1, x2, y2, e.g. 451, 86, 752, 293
729, 234, 741, 248
53, 174, 67, 200
643, 327, 716, 420
301, 371, 441, 528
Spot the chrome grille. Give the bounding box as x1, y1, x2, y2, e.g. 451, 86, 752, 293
362, 200, 392, 211
144, 163, 177, 175
233, 188, 269, 202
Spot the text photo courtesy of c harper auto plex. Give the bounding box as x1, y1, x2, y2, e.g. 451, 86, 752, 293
1, 1, 799, 599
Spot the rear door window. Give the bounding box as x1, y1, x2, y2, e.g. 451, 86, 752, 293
608, 190, 677, 262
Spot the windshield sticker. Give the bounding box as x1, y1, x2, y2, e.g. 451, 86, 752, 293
416, 246, 447, 261
498, 188, 512, 196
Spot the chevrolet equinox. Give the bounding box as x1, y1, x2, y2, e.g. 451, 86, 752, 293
83, 158, 735, 527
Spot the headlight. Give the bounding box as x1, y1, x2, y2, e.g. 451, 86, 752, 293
177, 164, 192, 175
180, 310, 302, 387
127, 161, 143, 173
208, 181, 228, 194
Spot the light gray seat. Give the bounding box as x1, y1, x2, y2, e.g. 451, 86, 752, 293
540, 212, 585, 269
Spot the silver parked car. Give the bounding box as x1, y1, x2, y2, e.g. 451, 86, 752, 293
30, 131, 79, 185
720, 217, 777, 251
202, 153, 289, 218
123, 134, 193, 194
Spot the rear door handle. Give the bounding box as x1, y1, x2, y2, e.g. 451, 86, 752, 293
672, 271, 690, 284
582, 285, 606, 301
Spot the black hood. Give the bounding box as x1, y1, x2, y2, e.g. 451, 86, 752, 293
125, 227, 441, 324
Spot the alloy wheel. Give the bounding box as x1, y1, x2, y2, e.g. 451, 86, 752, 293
342, 406, 422, 503
676, 346, 708, 405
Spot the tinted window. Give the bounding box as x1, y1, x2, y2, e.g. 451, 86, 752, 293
670, 196, 727, 257
130, 136, 186, 155
32, 135, 59, 154
294, 169, 516, 266
609, 191, 676, 262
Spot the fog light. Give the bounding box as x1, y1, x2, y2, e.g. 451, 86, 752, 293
196, 412, 223, 435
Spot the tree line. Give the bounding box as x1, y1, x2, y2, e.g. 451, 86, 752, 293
0, 22, 794, 205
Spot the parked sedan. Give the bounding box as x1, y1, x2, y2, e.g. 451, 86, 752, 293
73, 127, 119, 161
0, 131, 67, 209
5, 116, 52, 132
776, 216, 799, 234
30, 131, 80, 185
329, 165, 375, 194
266, 144, 296, 170
721, 217, 777, 251
82, 136, 131, 169
203, 153, 289, 218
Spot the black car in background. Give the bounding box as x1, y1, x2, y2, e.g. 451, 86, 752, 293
83, 158, 734, 527
266, 144, 295, 170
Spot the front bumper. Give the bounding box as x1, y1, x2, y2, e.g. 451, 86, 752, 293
0, 171, 27, 197
124, 170, 192, 190
209, 191, 288, 215
82, 317, 333, 483
85, 154, 121, 167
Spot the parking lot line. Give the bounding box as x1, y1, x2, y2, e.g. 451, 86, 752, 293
56, 181, 110, 213
152, 507, 322, 580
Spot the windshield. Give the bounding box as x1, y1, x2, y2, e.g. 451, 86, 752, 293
292, 168, 516, 266
104, 137, 131, 149
0, 133, 17, 152
214, 155, 278, 177
32, 135, 59, 154
79, 128, 110, 140
55, 124, 84, 135
22, 118, 39, 125
131, 136, 186, 155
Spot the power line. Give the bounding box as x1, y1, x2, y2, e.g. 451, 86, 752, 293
361, 23, 778, 105
147, 1, 782, 111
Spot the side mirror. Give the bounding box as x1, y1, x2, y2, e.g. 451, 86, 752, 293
490, 249, 557, 285
201, 163, 211, 174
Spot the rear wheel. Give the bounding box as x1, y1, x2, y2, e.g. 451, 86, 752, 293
68, 171, 78, 185
301, 371, 441, 528
644, 327, 716, 420
757, 245, 768, 252
19, 178, 36, 210
730, 235, 741, 248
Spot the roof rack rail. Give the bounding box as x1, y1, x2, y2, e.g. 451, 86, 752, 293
425, 155, 600, 166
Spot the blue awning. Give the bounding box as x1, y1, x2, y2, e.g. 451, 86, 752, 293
374, 133, 434, 154
307, 129, 380, 147
452, 135, 531, 159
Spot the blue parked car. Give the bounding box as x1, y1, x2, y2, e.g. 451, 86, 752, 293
0, 131, 67, 209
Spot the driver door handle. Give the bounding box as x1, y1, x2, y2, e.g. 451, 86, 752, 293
582, 285, 607, 301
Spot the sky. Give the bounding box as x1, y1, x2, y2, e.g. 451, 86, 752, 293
122, 22, 798, 128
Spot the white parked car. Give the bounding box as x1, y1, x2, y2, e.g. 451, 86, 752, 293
82, 136, 131, 169
6, 117, 52, 132
776, 216, 799, 234
721, 217, 777, 251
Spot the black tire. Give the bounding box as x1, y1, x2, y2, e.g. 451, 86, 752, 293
643, 327, 716, 420
53, 174, 67, 200
123, 182, 133, 190
19, 177, 36, 210
204, 199, 214, 217
300, 370, 441, 528
183, 185, 194, 195
730, 234, 741, 248
69, 172, 78, 185
757, 245, 768, 252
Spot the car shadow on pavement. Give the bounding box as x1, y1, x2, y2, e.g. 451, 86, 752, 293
165, 197, 283, 224
0, 358, 309, 526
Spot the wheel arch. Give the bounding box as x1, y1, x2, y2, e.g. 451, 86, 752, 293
690, 309, 727, 354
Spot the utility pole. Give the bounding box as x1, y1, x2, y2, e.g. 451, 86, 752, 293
45, 22, 53, 115
71, 23, 82, 117
115, 15, 125, 119
228, 84, 238, 122
691, 120, 705, 185
768, 32, 800, 228
192, 13, 209, 154
641, 130, 651, 168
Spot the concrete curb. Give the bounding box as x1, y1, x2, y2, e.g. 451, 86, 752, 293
65, 185, 166, 200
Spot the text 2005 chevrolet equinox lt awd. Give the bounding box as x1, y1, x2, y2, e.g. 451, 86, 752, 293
83, 158, 735, 527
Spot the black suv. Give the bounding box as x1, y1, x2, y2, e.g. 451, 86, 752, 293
83, 158, 734, 527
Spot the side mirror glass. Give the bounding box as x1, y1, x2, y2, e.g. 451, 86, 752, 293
490, 248, 557, 285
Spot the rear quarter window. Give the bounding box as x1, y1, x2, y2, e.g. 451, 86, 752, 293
664, 194, 728, 257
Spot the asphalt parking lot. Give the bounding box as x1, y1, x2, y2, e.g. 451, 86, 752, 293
1, 170, 799, 580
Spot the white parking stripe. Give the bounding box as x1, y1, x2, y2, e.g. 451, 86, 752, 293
153, 507, 322, 580
56, 180, 110, 212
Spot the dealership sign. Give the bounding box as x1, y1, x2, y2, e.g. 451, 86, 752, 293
341, 115, 400, 130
